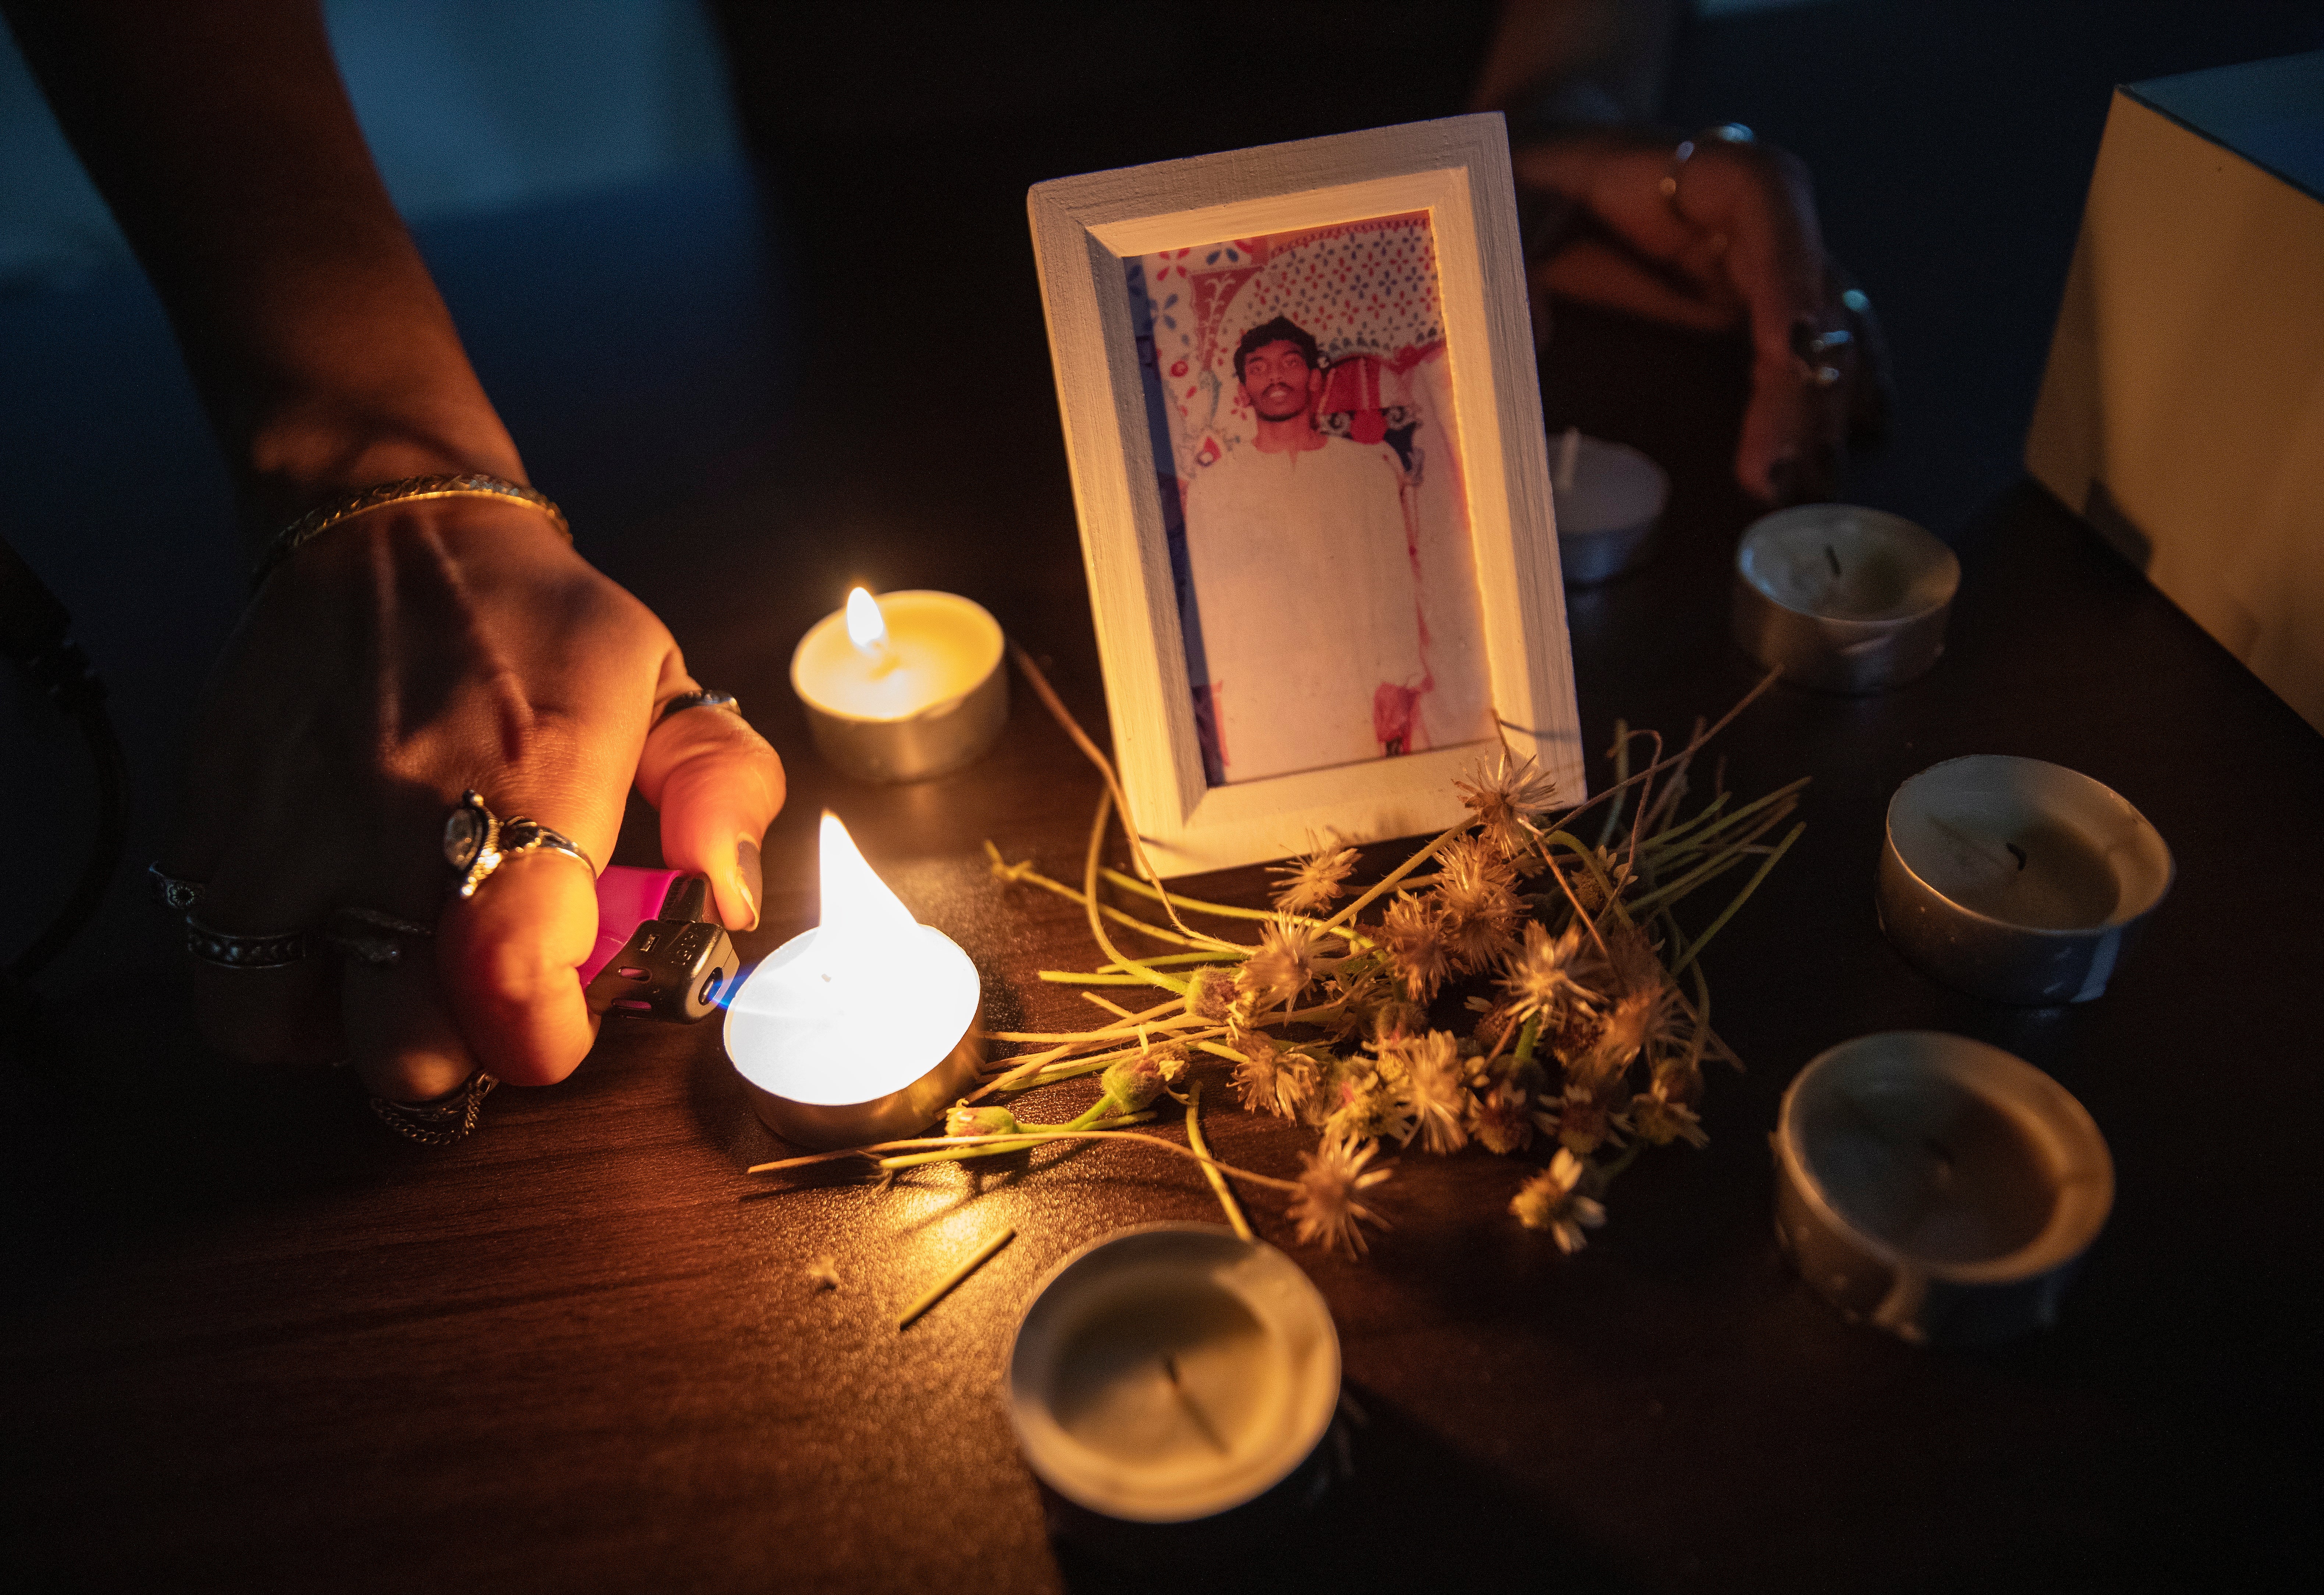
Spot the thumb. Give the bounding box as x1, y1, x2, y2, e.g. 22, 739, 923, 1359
636, 699, 787, 931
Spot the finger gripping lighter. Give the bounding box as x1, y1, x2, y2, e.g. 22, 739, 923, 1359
580, 867, 737, 1022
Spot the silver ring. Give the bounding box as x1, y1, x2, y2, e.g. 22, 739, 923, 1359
148, 865, 205, 914
324, 907, 436, 968
658, 688, 741, 723
443, 789, 595, 900
186, 916, 311, 969
370, 1068, 498, 1146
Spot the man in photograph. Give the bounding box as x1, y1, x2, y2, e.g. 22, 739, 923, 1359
1181, 315, 1428, 783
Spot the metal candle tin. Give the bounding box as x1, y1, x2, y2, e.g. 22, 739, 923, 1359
790, 590, 1009, 783
1878, 755, 2174, 1006
1732, 504, 1960, 692
1553, 434, 1669, 586
1774, 1031, 2114, 1346
723, 923, 984, 1149
1005, 1223, 1341, 1550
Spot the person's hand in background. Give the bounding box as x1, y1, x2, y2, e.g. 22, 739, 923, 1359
1477, 0, 1890, 503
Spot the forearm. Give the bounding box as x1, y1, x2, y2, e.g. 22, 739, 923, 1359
2, 0, 519, 542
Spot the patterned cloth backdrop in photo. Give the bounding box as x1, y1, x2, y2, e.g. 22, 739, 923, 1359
1128, 212, 1493, 784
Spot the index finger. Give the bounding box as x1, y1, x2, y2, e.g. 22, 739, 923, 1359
1664, 141, 1836, 497
636, 698, 786, 933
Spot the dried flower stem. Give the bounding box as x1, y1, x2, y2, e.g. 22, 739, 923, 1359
986, 842, 1219, 951
1639, 780, 1807, 868
1010, 641, 1219, 947
1321, 821, 1468, 931
1185, 1081, 1254, 1241
967, 1027, 1233, 1105
1101, 868, 1368, 945
1597, 717, 1634, 849
812, 1128, 1306, 1192
1541, 837, 1617, 960
878, 1109, 1157, 1169
1668, 822, 1804, 975
1040, 950, 1248, 983
1553, 668, 1781, 842
1512, 1011, 1544, 1069
896, 1227, 1015, 1329
979, 1014, 1194, 1044
1080, 990, 1141, 1021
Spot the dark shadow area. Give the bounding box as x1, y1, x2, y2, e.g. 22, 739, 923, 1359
1049, 1382, 1640, 1595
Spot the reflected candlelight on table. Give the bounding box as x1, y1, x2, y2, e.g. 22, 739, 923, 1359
724, 813, 983, 1149
792, 586, 1008, 782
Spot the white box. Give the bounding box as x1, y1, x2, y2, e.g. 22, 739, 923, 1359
2025, 52, 2324, 733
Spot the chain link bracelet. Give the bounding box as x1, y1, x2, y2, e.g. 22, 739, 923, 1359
252, 474, 568, 590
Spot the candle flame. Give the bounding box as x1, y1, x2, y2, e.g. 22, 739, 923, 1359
817, 812, 916, 981
845, 586, 888, 653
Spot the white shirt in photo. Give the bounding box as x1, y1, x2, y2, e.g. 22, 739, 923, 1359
1181, 435, 1425, 783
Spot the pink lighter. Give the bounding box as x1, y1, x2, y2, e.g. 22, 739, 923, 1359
579, 866, 738, 1023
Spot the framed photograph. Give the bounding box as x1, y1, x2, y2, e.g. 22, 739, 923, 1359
1029, 114, 1582, 876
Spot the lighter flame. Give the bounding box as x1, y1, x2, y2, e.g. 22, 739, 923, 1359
845, 586, 889, 653
816, 812, 916, 986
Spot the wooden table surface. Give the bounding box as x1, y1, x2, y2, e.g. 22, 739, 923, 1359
7, 15, 2323, 1586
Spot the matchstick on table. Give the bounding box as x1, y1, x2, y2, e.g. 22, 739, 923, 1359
896, 1226, 1016, 1329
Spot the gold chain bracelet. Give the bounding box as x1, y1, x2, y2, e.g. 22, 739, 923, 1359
252, 473, 569, 590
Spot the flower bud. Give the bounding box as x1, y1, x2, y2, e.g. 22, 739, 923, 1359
945, 1102, 1022, 1138
1100, 1053, 1167, 1114
1185, 965, 1234, 1022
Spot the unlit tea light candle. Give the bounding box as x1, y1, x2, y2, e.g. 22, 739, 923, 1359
1551, 427, 1669, 586
1732, 504, 1960, 691
791, 587, 1008, 782
724, 812, 982, 1149
1007, 1224, 1339, 1528
1774, 1031, 2113, 1346
1878, 755, 2173, 1006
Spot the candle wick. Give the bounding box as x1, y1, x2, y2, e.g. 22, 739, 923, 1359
1161, 1354, 1231, 1454
1926, 816, 2023, 880
1824, 545, 1843, 579
2006, 843, 2028, 872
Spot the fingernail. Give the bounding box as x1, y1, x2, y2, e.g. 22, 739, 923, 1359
733, 836, 762, 932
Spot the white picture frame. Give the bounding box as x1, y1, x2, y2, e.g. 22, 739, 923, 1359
1028, 113, 1582, 877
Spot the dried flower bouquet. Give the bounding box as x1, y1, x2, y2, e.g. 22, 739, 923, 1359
753, 653, 1801, 1261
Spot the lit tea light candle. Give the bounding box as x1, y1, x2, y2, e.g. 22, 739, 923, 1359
1878, 755, 2174, 1005
1774, 1031, 2114, 1346
1731, 504, 1960, 692
1007, 1224, 1340, 1534
791, 586, 1008, 782
724, 812, 983, 1149
1551, 427, 1669, 586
